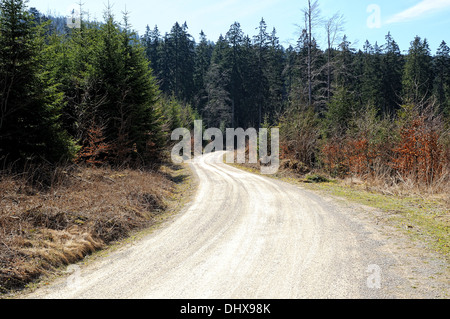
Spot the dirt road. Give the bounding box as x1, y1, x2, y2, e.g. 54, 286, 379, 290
26, 151, 448, 299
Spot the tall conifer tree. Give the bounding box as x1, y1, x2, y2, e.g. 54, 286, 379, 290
0, 0, 75, 164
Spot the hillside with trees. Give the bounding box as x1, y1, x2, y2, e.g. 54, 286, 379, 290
0, 1, 198, 170
142, 1, 449, 190
0, 0, 449, 187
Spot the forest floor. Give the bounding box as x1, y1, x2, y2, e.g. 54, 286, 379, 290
229, 160, 450, 261
0, 162, 196, 296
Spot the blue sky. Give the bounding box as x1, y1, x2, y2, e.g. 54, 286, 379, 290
27, 0, 450, 53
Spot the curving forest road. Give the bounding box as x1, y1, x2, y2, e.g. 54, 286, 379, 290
26, 151, 448, 299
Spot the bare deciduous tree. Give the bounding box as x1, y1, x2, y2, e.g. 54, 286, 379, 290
301, 0, 322, 107
325, 12, 345, 102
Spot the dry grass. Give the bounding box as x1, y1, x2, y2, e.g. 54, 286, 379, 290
0, 163, 186, 294
339, 170, 449, 199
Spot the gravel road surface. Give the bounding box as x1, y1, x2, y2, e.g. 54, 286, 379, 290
26, 151, 448, 299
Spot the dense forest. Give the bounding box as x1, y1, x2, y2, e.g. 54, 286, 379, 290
0, 0, 449, 188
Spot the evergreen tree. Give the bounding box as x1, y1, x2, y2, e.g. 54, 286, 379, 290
158, 32, 172, 95
360, 40, 384, 112
283, 45, 305, 106
120, 13, 165, 162
95, 10, 125, 148
93, 10, 164, 164
211, 34, 229, 67
309, 38, 327, 113
292, 20, 326, 113
203, 62, 232, 128
193, 30, 213, 114
241, 34, 260, 127
202, 34, 232, 127
289, 29, 310, 107
402, 36, 434, 105
142, 25, 161, 79
433, 41, 450, 115
334, 35, 357, 91
0, 0, 76, 164
49, 14, 102, 141
266, 28, 286, 121
161, 22, 196, 103
253, 18, 270, 127
225, 22, 245, 127
324, 86, 357, 137
381, 32, 403, 115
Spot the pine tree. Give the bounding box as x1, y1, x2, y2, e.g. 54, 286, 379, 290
324, 86, 357, 137
203, 62, 232, 128
203, 34, 232, 127
193, 30, 213, 114
433, 41, 450, 115
286, 30, 310, 108
361, 40, 384, 112
402, 36, 434, 105
266, 28, 286, 121
0, 0, 76, 164
96, 10, 125, 150
48, 12, 102, 142
225, 22, 244, 127
253, 18, 270, 127
283, 45, 304, 106
211, 34, 229, 67
93, 9, 164, 165
158, 32, 172, 95
161, 22, 196, 103
120, 13, 165, 163
382, 32, 403, 115
142, 25, 161, 78
241, 34, 260, 127
334, 35, 357, 91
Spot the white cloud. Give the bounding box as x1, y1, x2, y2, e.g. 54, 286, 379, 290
386, 0, 450, 24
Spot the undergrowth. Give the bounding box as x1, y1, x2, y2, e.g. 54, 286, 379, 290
0, 163, 188, 295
